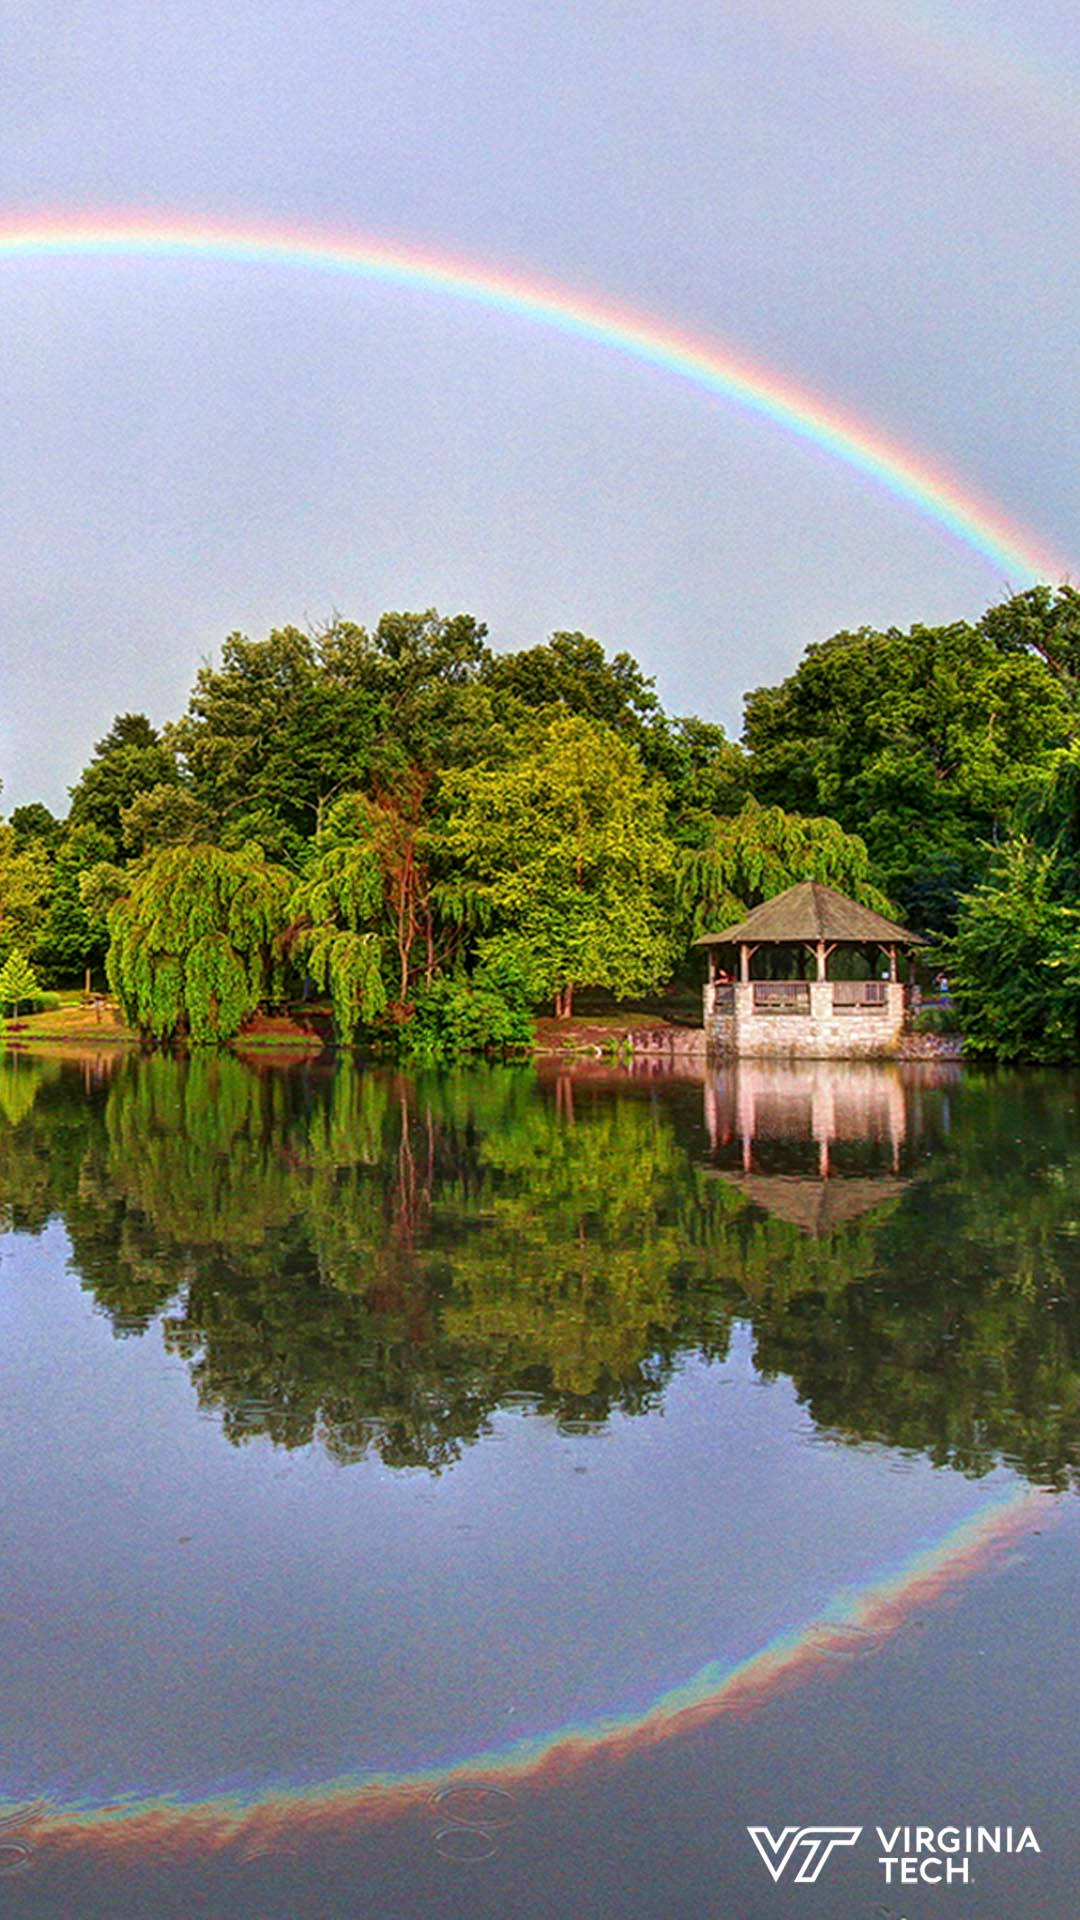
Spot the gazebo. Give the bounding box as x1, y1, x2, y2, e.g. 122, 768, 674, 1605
694, 880, 927, 1057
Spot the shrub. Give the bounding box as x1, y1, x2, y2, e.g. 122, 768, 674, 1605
397, 957, 534, 1061
910, 1003, 962, 1035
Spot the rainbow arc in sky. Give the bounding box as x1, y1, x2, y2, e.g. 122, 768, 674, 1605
0, 209, 1069, 585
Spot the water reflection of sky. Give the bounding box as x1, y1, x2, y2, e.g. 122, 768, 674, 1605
1, 1216, 1031, 1804
0, 1044, 1077, 1920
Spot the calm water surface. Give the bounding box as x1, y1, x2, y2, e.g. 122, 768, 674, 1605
0, 1050, 1076, 1917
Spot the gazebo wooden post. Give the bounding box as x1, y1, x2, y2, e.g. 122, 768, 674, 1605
739, 942, 750, 984
816, 938, 828, 981
888, 944, 897, 982
708, 948, 717, 984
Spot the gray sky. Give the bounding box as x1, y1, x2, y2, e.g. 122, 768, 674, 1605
3, 0, 1078, 812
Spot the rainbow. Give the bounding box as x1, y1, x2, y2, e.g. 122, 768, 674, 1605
1, 1483, 1054, 1863
0, 209, 1068, 583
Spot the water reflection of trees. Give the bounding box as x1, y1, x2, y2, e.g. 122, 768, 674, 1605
1, 1052, 1079, 1486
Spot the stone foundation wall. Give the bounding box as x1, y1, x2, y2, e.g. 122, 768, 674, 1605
704, 981, 906, 1058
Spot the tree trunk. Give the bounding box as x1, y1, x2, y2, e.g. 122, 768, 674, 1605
563, 982, 574, 1018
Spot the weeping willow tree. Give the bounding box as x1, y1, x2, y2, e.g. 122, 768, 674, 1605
106, 843, 293, 1044
288, 799, 388, 1044
677, 797, 893, 936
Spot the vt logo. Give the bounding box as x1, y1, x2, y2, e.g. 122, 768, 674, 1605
747, 1825, 863, 1884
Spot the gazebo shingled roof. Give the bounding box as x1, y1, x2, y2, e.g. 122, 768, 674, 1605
692, 880, 926, 948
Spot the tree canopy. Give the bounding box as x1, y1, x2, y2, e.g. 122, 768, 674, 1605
743, 609, 1073, 928
106, 842, 293, 1043
11, 586, 1080, 1056
443, 713, 676, 1016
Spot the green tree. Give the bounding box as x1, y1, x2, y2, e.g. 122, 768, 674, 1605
9, 803, 61, 852
943, 838, 1080, 1062
171, 625, 379, 853
743, 615, 1072, 928
978, 583, 1080, 702
483, 629, 662, 739
677, 796, 894, 936
443, 714, 677, 1017
106, 843, 293, 1044
119, 784, 213, 855
68, 713, 178, 847
172, 611, 496, 857
0, 948, 39, 1017
34, 823, 115, 982
287, 803, 388, 1043
0, 823, 50, 962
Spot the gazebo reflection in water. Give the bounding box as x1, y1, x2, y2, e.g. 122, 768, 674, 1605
703, 1059, 961, 1234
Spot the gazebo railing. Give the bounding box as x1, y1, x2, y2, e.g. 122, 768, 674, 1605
752, 981, 811, 1014
832, 980, 888, 1012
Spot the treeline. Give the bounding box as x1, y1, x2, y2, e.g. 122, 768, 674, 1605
4, 586, 1080, 1054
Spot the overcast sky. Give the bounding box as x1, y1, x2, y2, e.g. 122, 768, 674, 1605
3, 0, 1078, 812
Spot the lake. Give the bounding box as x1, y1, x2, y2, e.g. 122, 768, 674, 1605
0, 1048, 1076, 1917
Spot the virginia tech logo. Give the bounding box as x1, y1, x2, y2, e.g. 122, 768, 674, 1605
747, 1825, 863, 1884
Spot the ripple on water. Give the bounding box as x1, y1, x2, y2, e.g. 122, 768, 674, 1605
432, 1826, 499, 1862
430, 1783, 517, 1828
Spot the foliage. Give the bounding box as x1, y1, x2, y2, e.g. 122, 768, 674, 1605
106, 843, 293, 1044
170, 624, 380, 846
398, 955, 534, 1059
443, 713, 677, 1016
743, 612, 1073, 927
0, 824, 50, 962
67, 713, 178, 846
9, 803, 61, 852
910, 1002, 962, 1035
34, 823, 115, 981
0, 947, 39, 1016
288, 807, 388, 1042
79, 860, 131, 924
482, 631, 747, 830
943, 839, 1080, 1061
978, 583, 1080, 701
677, 796, 894, 936
171, 611, 497, 852
120, 783, 212, 854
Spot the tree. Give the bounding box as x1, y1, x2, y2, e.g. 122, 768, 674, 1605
33, 823, 114, 982
106, 843, 293, 1044
0, 824, 50, 962
171, 611, 496, 857
9, 803, 61, 852
677, 797, 894, 936
443, 714, 677, 1017
978, 583, 1080, 702
171, 625, 380, 852
67, 714, 178, 847
742, 615, 1072, 928
943, 839, 1080, 1062
0, 948, 39, 1017
483, 629, 662, 737
287, 805, 388, 1044
120, 784, 213, 855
